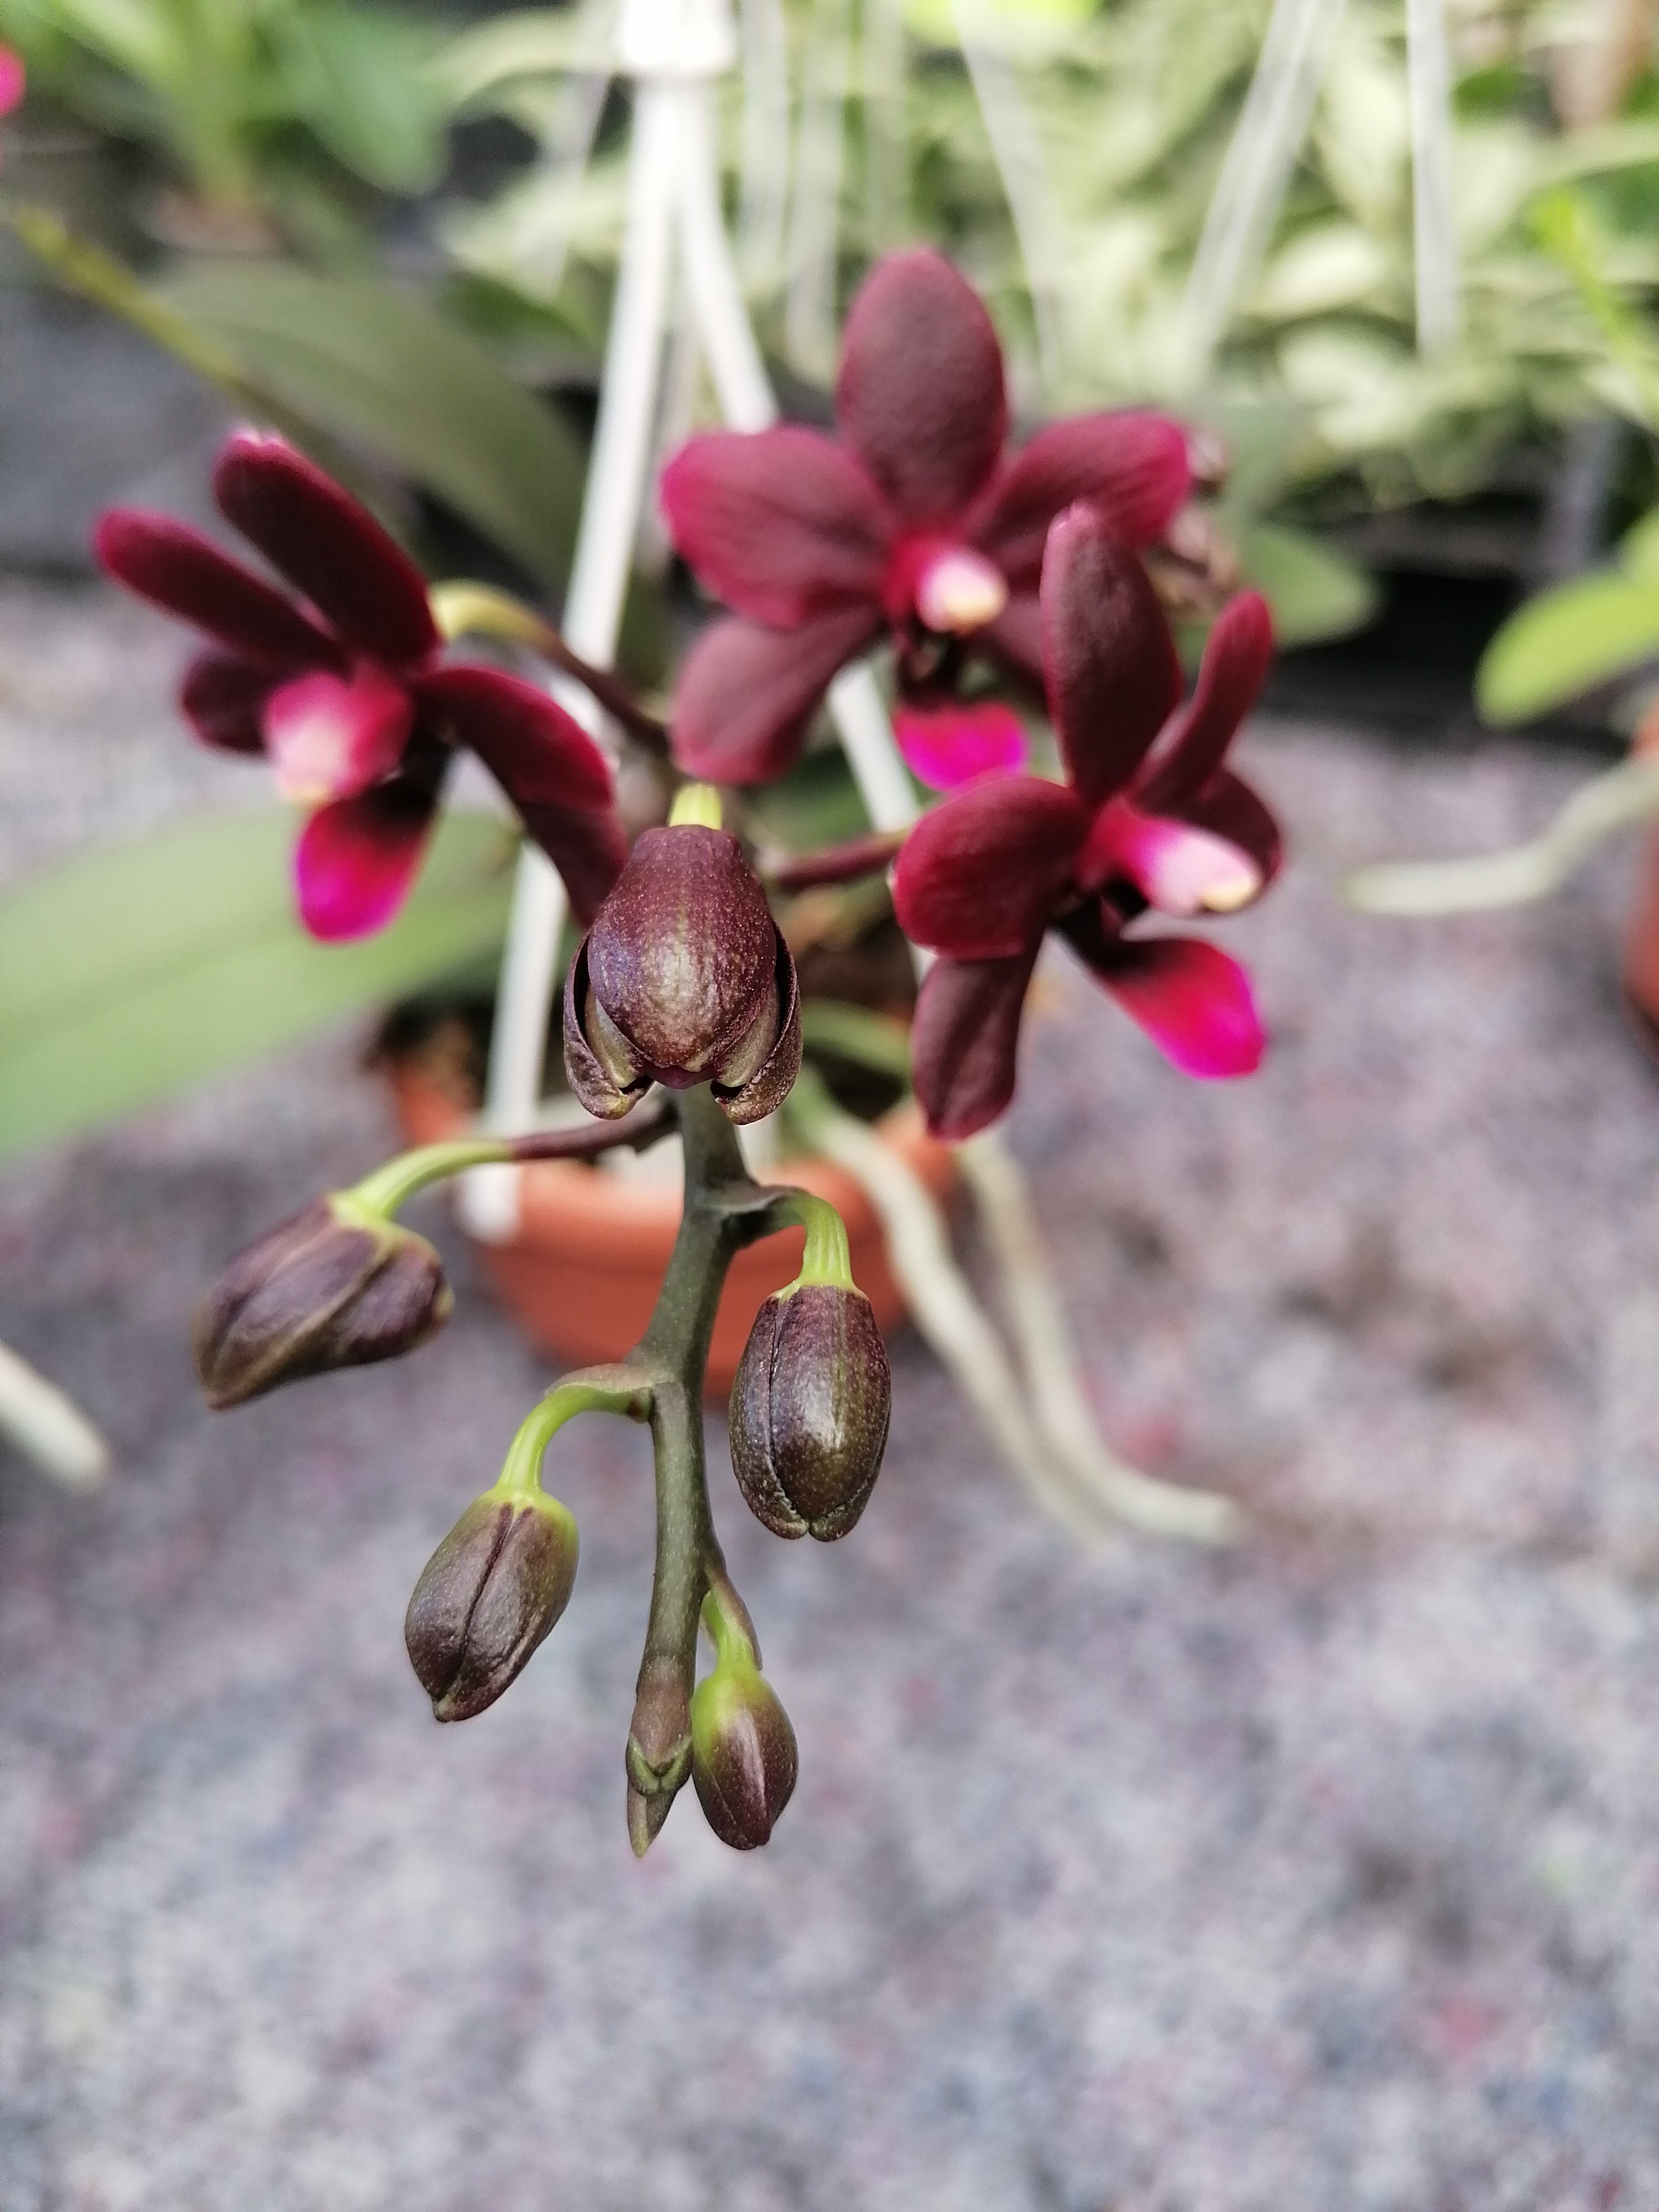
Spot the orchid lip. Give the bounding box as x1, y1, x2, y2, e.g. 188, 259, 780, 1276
913, 545, 1009, 635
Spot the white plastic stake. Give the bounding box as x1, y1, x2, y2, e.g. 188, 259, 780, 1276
1406, 0, 1461, 354
1178, 0, 1349, 381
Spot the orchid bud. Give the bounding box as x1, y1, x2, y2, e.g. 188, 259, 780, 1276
404, 1488, 578, 1721
729, 1196, 891, 1541
194, 1194, 451, 1409
562, 792, 801, 1124
691, 1651, 799, 1850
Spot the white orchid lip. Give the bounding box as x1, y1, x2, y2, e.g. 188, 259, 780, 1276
262, 666, 413, 806
913, 545, 1009, 635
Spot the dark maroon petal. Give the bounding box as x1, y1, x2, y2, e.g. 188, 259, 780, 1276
1171, 769, 1283, 896
95, 509, 337, 670
416, 665, 614, 812
212, 429, 439, 669
968, 411, 1192, 587
910, 947, 1040, 1140
416, 665, 623, 921
1040, 504, 1182, 811
892, 774, 1087, 959
671, 607, 880, 785
1136, 590, 1274, 811
660, 429, 893, 625
1078, 932, 1265, 1079
294, 777, 440, 942
179, 651, 273, 754
525, 805, 631, 926
981, 589, 1044, 684
894, 701, 1027, 791
834, 249, 1008, 527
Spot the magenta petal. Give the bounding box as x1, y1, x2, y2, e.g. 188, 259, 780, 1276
294, 779, 439, 942
1172, 769, 1283, 897
0, 49, 25, 117
910, 948, 1040, 1140
660, 429, 893, 625
179, 651, 273, 755
1040, 504, 1182, 811
969, 411, 1192, 587
415, 665, 614, 812
894, 702, 1027, 791
671, 606, 880, 785
834, 250, 1008, 527
263, 664, 413, 804
213, 430, 439, 669
893, 774, 1086, 958
95, 509, 337, 670
1090, 935, 1265, 1079
1136, 590, 1274, 811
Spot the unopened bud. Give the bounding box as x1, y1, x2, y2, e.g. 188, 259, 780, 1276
194, 1193, 451, 1409
731, 1282, 891, 1541
563, 818, 801, 1124
691, 1653, 798, 1850
404, 1488, 578, 1721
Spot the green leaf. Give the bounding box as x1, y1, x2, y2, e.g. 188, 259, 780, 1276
268, 8, 450, 194
1620, 505, 1659, 581
149, 259, 587, 591
1240, 524, 1379, 649
0, 808, 515, 1162
1476, 571, 1659, 723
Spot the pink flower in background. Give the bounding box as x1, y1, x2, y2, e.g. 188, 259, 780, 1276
97, 430, 626, 941
661, 248, 1193, 786
0, 48, 24, 128
893, 501, 1280, 1139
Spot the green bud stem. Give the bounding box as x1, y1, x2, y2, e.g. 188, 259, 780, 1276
774, 1191, 855, 1294
495, 1372, 653, 1503
345, 1095, 676, 1220
427, 579, 669, 750
667, 781, 724, 830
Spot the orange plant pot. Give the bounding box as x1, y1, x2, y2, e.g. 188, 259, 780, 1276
387, 1064, 953, 1395
1625, 825, 1659, 1050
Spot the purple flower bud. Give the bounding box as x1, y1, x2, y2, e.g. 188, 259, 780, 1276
729, 1284, 891, 1540
562, 824, 801, 1124
194, 1194, 451, 1409
404, 1490, 578, 1721
690, 1657, 799, 1850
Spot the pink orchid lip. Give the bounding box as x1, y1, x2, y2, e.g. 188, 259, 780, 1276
894, 702, 1028, 792
262, 665, 413, 805
1078, 800, 1262, 917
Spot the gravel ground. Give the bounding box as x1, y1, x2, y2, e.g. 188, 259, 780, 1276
4, 581, 1659, 2211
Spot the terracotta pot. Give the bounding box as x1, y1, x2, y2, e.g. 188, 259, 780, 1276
387, 1063, 953, 1394
1624, 822, 1659, 1049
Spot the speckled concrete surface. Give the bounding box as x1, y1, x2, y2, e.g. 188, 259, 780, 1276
4, 582, 1659, 2211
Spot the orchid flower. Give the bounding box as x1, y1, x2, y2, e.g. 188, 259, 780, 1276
893, 502, 1280, 1139
96, 431, 627, 941
660, 248, 1193, 789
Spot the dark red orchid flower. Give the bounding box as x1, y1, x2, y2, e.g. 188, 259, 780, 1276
893, 502, 1280, 1140
660, 248, 1193, 787
96, 430, 627, 941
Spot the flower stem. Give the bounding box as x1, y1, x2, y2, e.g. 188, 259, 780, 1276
495, 1371, 653, 1501
426, 578, 670, 750
623, 1084, 802, 1854
346, 1097, 675, 1219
